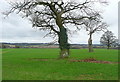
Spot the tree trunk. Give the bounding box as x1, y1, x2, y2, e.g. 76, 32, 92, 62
58, 27, 70, 58
107, 40, 110, 49
107, 44, 110, 49
60, 49, 69, 58
88, 34, 93, 52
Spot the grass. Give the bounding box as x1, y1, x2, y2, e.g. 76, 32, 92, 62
2, 48, 118, 80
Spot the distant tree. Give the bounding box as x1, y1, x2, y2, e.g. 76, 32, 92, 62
83, 19, 108, 52
100, 31, 117, 49
15, 45, 20, 48
4, 0, 107, 58
112, 39, 119, 47
2, 44, 7, 48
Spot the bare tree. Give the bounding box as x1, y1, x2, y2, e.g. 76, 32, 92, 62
112, 39, 119, 48
83, 19, 108, 52
1, 44, 7, 48
100, 30, 116, 49
4, 0, 107, 58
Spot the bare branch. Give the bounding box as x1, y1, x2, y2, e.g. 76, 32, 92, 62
4, 0, 108, 42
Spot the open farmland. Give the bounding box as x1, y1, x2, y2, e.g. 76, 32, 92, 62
2, 48, 118, 80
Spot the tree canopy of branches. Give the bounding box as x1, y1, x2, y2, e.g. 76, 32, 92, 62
83, 19, 108, 52
5, 0, 107, 58
100, 30, 117, 49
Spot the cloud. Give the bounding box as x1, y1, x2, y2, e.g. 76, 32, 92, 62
102, 0, 118, 38
0, 0, 119, 44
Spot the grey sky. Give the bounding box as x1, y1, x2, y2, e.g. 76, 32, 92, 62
0, 0, 119, 44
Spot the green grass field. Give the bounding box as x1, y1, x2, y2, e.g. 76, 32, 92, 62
2, 48, 118, 80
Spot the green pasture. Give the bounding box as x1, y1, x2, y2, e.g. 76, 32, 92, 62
2, 48, 118, 80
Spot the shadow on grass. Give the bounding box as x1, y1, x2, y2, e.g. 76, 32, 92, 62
28, 57, 69, 61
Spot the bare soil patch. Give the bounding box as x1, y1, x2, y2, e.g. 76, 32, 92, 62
29, 58, 119, 64
70, 58, 119, 64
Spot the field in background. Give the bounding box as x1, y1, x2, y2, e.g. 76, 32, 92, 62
2, 48, 118, 80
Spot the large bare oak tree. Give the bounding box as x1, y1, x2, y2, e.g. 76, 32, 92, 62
4, 0, 107, 58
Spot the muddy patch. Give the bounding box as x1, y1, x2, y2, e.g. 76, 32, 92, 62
28, 58, 119, 64
70, 58, 119, 64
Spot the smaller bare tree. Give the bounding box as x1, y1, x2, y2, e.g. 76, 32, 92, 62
112, 39, 119, 48
83, 19, 108, 52
100, 30, 116, 49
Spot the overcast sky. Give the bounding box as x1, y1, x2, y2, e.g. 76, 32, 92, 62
0, 0, 119, 44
